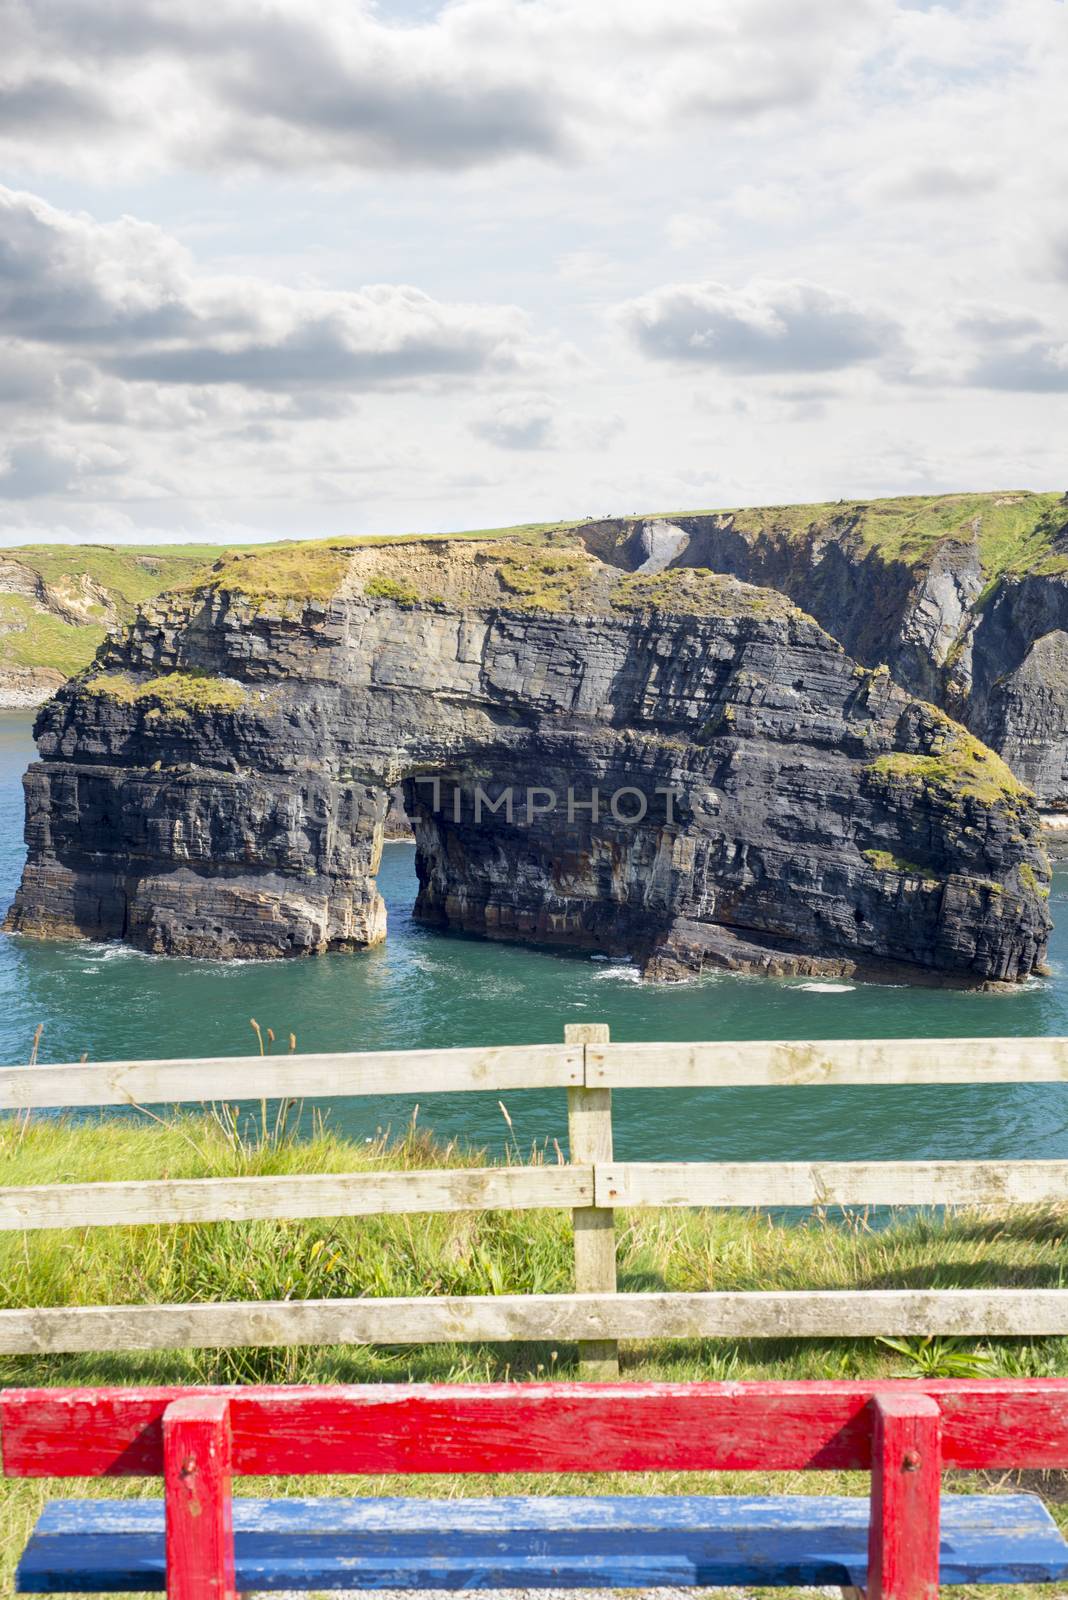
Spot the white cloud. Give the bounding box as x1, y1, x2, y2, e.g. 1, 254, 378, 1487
665, 213, 721, 251
1, 0, 1067, 544
615, 279, 900, 374
0, 439, 126, 500
969, 341, 1068, 393
863, 160, 999, 204
471, 396, 556, 450
0, 186, 539, 396
0, 0, 886, 178
469, 393, 625, 452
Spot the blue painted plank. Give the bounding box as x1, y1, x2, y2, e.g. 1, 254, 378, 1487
17, 1493, 1068, 1592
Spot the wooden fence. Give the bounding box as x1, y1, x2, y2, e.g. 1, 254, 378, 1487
4, 1023, 1068, 1378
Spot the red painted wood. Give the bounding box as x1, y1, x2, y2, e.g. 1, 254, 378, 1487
163, 1397, 236, 1600
4, 1381, 1068, 1479
867, 1394, 941, 1600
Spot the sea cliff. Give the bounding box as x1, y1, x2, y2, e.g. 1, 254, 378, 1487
5, 534, 1051, 984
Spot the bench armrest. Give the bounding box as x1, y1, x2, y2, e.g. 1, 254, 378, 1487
868, 1393, 941, 1600
163, 1396, 236, 1600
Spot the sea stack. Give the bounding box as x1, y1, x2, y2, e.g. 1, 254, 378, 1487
5, 533, 1052, 985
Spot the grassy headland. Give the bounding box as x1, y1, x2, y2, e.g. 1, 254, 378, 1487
659, 489, 1068, 583
0, 545, 227, 687
2, 1111, 1068, 1597
4, 493, 1066, 692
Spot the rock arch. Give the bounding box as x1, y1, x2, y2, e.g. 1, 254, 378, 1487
4, 539, 1052, 984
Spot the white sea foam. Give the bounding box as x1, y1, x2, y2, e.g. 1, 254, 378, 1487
794, 981, 855, 993
590, 964, 642, 984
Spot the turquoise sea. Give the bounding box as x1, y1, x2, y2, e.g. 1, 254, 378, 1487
3, 711, 1068, 1164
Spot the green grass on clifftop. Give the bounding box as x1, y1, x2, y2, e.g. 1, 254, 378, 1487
6, 492, 1068, 688
85, 670, 247, 713
495, 545, 598, 610
610, 567, 798, 619
0, 595, 106, 678
192, 543, 353, 605
10, 545, 228, 608
0, 545, 226, 680
654, 490, 1068, 582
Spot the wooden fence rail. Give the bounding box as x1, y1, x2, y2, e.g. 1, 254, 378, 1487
6, 1035, 1068, 1113
3, 1025, 1068, 1377
5, 1289, 1068, 1357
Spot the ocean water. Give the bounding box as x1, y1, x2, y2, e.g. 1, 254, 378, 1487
3, 710, 1068, 1164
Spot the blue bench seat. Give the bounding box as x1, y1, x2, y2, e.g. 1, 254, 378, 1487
18, 1493, 1068, 1593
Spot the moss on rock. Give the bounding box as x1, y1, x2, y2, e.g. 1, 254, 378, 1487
862, 848, 940, 882
495, 546, 597, 611
364, 575, 421, 605
867, 725, 1029, 808
85, 671, 247, 713
610, 567, 798, 620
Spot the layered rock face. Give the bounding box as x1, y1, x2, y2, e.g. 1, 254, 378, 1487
582, 492, 1068, 804
5, 539, 1052, 984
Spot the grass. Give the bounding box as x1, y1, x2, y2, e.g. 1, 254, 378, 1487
494, 544, 600, 611
186, 543, 353, 606
6, 495, 1068, 683
610, 568, 797, 620
0, 546, 225, 681
366, 493, 1067, 586
0, 596, 106, 678
84, 671, 247, 714
5, 545, 227, 613
650, 490, 1068, 581
867, 720, 1030, 809
363, 574, 421, 605
861, 847, 940, 881
4, 1111, 1068, 1596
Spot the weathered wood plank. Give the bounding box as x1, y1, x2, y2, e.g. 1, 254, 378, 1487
17, 1494, 1068, 1592
3, 1288, 1068, 1358
867, 1393, 941, 1600
0, 1044, 582, 1112
8, 1380, 1068, 1478
0, 1166, 592, 1232
597, 1161, 1068, 1210
589, 1038, 1068, 1088
162, 1396, 236, 1600
565, 1023, 618, 1381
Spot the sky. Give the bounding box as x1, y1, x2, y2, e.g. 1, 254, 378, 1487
0, 0, 1065, 546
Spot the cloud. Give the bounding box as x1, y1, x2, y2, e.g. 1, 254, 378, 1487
0, 74, 116, 136
470, 394, 624, 452
0, 186, 538, 395
948, 299, 1068, 393
0, 0, 884, 178
615, 279, 899, 374
1048, 227, 1068, 285
472, 397, 556, 450
0, 439, 125, 500
968, 342, 1068, 394
865, 160, 999, 204
954, 303, 1046, 343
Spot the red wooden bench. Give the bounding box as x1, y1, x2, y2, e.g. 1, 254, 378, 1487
4, 1380, 1068, 1598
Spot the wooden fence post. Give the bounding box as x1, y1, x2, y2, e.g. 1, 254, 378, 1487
565, 1022, 618, 1380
